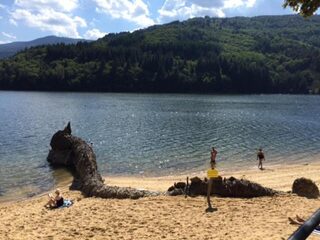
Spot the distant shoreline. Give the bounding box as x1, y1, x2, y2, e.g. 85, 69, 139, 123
0, 90, 319, 95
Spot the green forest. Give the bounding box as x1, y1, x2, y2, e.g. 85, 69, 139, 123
1, 15, 320, 93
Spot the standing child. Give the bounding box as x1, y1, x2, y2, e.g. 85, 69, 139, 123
257, 148, 265, 170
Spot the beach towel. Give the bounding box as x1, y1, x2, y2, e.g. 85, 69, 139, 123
59, 199, 73, 208
313, 229, 320, 235
313, 226, 320, 235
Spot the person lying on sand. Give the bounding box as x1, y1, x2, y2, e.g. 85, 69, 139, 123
45, 188, 64, 208
288, 215, 305, 225
288, 215, 320, 231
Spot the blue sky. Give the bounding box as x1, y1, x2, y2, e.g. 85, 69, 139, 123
0, 0, 296, 43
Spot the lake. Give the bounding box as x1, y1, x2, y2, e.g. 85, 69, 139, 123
0, 92, 320, 201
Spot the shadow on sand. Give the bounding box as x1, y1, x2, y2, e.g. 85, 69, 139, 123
205, 207, 218, 213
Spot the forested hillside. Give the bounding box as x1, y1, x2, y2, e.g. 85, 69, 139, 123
1, 15, 320, 93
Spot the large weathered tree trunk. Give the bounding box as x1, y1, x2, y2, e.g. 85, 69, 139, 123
47, 123, 159, 199
168, 176, 279, 198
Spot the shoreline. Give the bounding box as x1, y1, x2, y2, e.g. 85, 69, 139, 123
1, 161, 320, 239
1, 160, 320, 204
105, 161, 320, 192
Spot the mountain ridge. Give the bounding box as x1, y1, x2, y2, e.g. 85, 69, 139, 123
0, 35, 92, 59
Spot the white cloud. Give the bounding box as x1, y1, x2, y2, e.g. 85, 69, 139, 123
11, 9, 87, 38
94, 0, 155, 28
159, 1, 225, 21
2, 32, 17, 39
9, 19, 18, 26
0, 40, 10, 44
224, 0, 256, 9
84, 28, 107, 39
14, 0, 79, 13
10, 0, 86, 38
0, 4, 5, 9
158, 0, 257, 22
245, 0, 256, 8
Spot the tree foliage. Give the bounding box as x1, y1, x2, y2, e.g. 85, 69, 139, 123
0, 15, 320, 93
284, 0, 320, 17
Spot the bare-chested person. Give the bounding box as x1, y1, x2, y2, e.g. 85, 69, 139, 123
211, 147, 217, 163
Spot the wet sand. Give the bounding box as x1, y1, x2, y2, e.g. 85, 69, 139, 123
1, 162, 320, 240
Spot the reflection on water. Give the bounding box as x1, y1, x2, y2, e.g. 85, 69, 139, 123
0, 92, 320, 201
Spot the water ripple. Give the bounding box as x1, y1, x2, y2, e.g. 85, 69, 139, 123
1, 92, 320, 200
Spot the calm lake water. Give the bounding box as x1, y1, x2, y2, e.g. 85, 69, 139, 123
1, 92, 320, 201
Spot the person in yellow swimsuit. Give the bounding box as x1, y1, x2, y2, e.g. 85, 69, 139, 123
207, 149, 218, 212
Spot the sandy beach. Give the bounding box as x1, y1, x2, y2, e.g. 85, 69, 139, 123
1, 162, 320, 240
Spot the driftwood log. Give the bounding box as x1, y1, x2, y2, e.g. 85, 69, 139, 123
168, 176, 279, 198
47, 123, 159, 199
